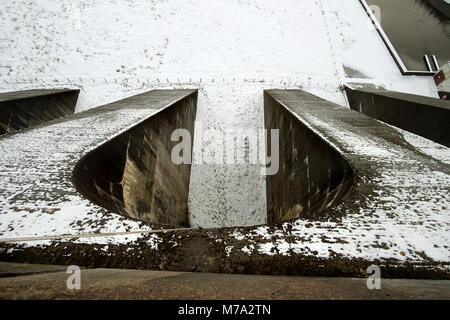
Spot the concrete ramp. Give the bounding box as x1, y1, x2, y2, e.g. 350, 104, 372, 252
72, 90, 197, 227
0, 89, 197, 239
264, 90, 354, 224
345, 86, 450, 147
0, 89, 79, 135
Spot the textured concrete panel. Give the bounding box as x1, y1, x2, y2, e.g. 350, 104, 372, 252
264, 91, 353, 224
72, 90, 197, 227
0, 89, 79, 135
345, 86, 450, 147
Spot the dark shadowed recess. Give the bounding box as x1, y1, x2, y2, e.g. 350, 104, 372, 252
72, 90, 197, 228
73, 89, 354, 229
0, 89, 79, 135
264, 90, 354, 224
345, 86, 450, 147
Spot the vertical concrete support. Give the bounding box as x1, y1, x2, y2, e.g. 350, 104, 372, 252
72, 90, 197, 227
345, 86, 450, 147
264, 90, 353, 224
0, 89, 79, 135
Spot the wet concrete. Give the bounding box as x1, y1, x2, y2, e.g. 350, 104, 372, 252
0, 89, 79, 135
345, 85, 450, 146
365, 0, 450, 71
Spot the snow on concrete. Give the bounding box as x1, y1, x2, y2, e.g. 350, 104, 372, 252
223, 105, 450, 264
0, 0, 447, 262
188, 82, 269, 227
0, 104, 158, 238
7, 232, 161, 251
398, 127, 450, 165
0, 0, 439, 110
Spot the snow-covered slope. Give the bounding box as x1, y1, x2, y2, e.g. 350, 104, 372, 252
0, 0, 443, 229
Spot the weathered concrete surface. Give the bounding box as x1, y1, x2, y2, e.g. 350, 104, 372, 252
0, 263, 448, 300
0, 261, 67, 278
345, 86, 450, 147
72, 90, 197, 227
425, 0, 450, 19
264, 91, 353, 224
0, 90, 196, 238
1, 89, 448, 280
0, 89, 79, 135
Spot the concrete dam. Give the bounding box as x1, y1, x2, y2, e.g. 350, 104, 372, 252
69, 87, 447, 229
0, 87, 449, 279
1, 0, 450, 300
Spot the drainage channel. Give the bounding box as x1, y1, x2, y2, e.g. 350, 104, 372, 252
187, 84, 268, 228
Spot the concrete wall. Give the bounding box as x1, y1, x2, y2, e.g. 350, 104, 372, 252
72, 90, 197, 227
425, 0, 450, 19
0, 89, 79, 135
345, 86, 450, 147
264, 90, 354, 224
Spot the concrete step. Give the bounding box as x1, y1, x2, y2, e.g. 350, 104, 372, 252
0, 262, 448, 300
